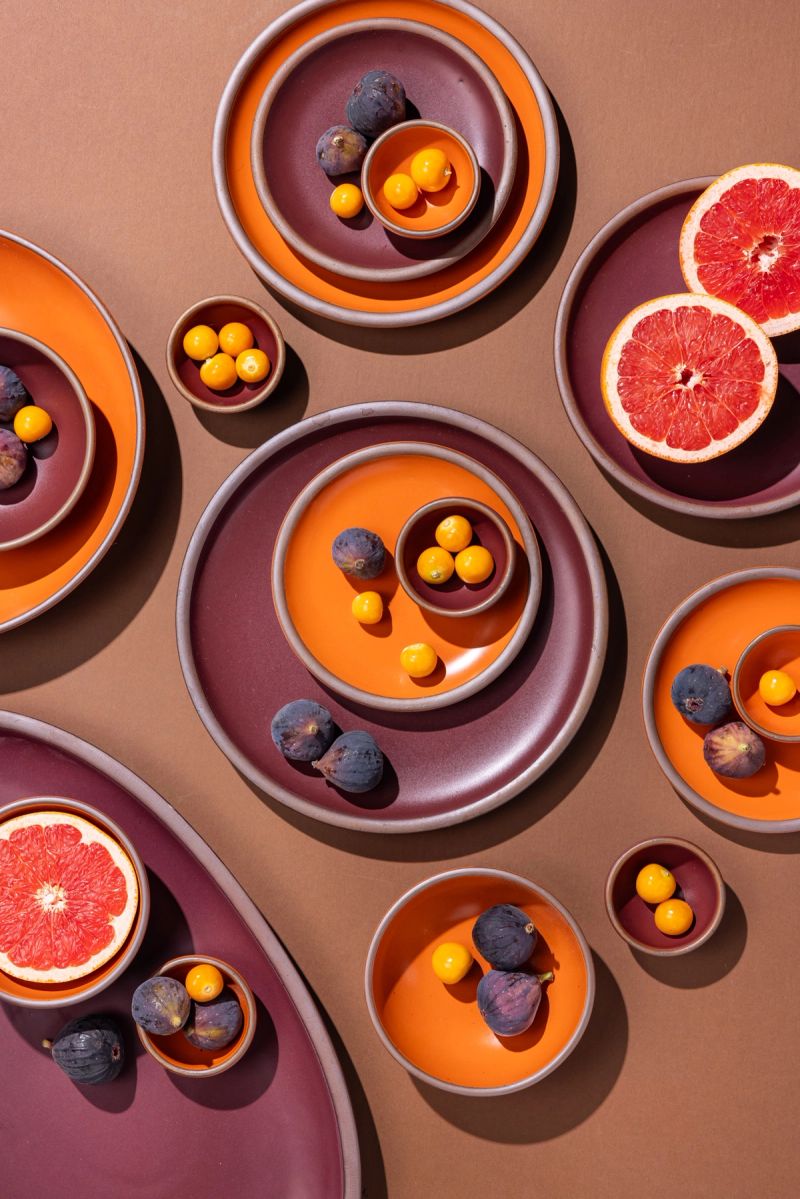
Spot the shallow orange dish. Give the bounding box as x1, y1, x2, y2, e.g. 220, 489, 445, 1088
366, 869, 594, 1094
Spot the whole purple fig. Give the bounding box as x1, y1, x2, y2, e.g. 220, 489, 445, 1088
703, 721, 765, 778
271, 699, 336, 762
331, 527, 385, 579
313, 730, 383, 793
0, 427, 27, 490
0, 364, 29, 422
184, 990, 243, 1051
472, 904, 537, 970
346, 70, 406, 137
315, 125, 368, 177
671, 664, 732, 725
477, 969, 553, 1038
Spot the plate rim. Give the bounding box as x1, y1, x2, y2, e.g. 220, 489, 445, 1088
176, 401, 608, 833
212, 0, 559, 327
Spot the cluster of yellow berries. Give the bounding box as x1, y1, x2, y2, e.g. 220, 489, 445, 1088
417, 513, 494, 587
635, 864, 694, 935
384, 146, 453, 212
183, 321, 270, 392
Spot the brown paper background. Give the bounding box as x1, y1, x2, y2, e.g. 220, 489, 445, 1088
3, 1, 800, 1195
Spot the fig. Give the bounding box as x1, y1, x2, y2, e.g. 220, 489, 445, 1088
472, 904, 537, 970
44, 1015, 124, 1085
346, 70, 406, 137
316, 125, 368, 177
703, 721, 766, 778
331, 527, 386, 579
477, 969, 554, 1038
183, 989, 243, 1051
131, 975, 190, 1035
670, 664, 732, 725
313, 730, 383, 793
0, 364, 29, 422
0, 427, 27, 490
271, 699, 336, 762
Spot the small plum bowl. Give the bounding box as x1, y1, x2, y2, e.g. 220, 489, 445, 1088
0, 795, 150, 1009
136, 954, 257, 1078
732, 625, 800, 744
605, 837, 725, 956
362, 120, 481, 239
166, 295, 285, 413
394, 496, 525, 618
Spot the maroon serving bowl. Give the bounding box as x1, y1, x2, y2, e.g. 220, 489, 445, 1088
605, 837, 725, 956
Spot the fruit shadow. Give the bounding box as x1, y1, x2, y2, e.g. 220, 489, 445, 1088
674, 790, 800, 854
632, 884, 747, 987
0, 454, 37, 504
256, 93, 577, 353
411, 951, 627, 1142
165, 998, 278, 1110
192, 343, 310, 450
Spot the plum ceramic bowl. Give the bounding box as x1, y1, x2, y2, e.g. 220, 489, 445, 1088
166, 296, 285, 413
0, 795, 149, 1008
365, 868, 595, 1096
136, 954, 257, 1078
605, 837, 725, 956
362, 120, 481, 239
732, 625, 800, 744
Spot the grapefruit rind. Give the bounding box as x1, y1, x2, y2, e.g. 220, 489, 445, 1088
679, 163, 800, 337
0, 809, 139, 984
601, 293, 778, 464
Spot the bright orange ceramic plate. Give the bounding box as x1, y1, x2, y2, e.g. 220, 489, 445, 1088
213, 0, 557, 325
0, 232, 144, 631
366, 869, 594, 1094
643, 568, 800, 832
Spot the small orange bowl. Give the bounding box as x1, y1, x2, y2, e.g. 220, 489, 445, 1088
365, 869, 594, 1096
732, 625, 800, 743
136, 954, 256, 1078
362, 120, 481, 239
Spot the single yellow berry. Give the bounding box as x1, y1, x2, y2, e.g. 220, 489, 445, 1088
351, 591, 384, 624
330, 183, 364, 219
400, 642, 438, 679
431, 942, 472, 984
454, 545, 494, 584
759, 669, 797, 706
183, 324, 219, 361
185, 963, 224, 1002
435, 514, 472, 553
410, 147, 452, 193
218, 321, 254, 357
235, 349, 270, 384
654, 898, 694, 936
417, 546, 455, 585
383, 172, 419, 211
13, 405, 53, 443
199, 352, 237, 391
635, 863, 676, 904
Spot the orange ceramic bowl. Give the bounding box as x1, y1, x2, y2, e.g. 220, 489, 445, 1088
136, 954, 257, 1078
0, 796, 149, 1008
732, 626, 800, 744
365, 869, 594, 1095
362, 120, 480, 238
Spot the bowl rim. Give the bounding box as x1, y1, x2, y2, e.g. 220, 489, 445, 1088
604, 836, 726, 957
364, 866, 596, 1096
731, 623, 800, 744
642, 566, 800, 833
249, 16, 517, 281
0, 327, 96, 552
361, 119, 482, 240
136, 953, 257, 1077
270, 438, 541, 712
0, 795, 150, 1007
394, 495, 522, 617
165, 294, 286, 413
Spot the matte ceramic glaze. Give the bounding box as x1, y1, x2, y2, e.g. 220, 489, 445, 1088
213, 0, 558, 325
555, 178, 800, 518
732, 626, 800, 742
365, 869, 594, 1094
605, 838, 725, 955
251, 18, 515, 280
0, 711, 360, 1199
643, 569, 800, 832
177, 403, 607, 832
0, 231, 143, 631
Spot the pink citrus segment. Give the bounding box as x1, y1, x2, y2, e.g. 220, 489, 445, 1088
601, 294, 778, 463
0, 809, 138, 983
680, 163, 800, 336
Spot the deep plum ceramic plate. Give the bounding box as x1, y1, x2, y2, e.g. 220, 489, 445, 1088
177, 403, 607, 833
0, 711, 359, 1199
555, 179, 800, 518
251, 18, 516, 282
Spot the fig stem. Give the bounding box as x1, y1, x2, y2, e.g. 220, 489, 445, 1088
537, 972, 554, 984
41, 1039, 53, 1050
524, 922, 535, 935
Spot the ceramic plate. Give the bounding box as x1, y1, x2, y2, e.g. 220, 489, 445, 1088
177, 403, 607, 833
555, 178, 800, 519
0, 231, 144, 630
0, 710, 359, 1198
272, 442, 539, 711
643, 567, 800, 832
251, 17, 517, 283
214, 0, 558, 326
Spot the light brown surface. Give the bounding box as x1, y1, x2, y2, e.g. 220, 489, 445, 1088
3, 1, 800, 1195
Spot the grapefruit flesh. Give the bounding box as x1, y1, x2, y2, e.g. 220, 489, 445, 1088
680, 163, 800, 336
0, 809, 138, 984
601, 294, 778, 463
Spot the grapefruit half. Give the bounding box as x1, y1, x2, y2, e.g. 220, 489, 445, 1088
601, 294, 778, 463
0, 809, 138, 983
680, 163, 800, 336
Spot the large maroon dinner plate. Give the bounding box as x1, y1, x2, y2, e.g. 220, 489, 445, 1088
0, 712, 360, 1199
554, 178, 800, 519
177, 403, 607, 833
